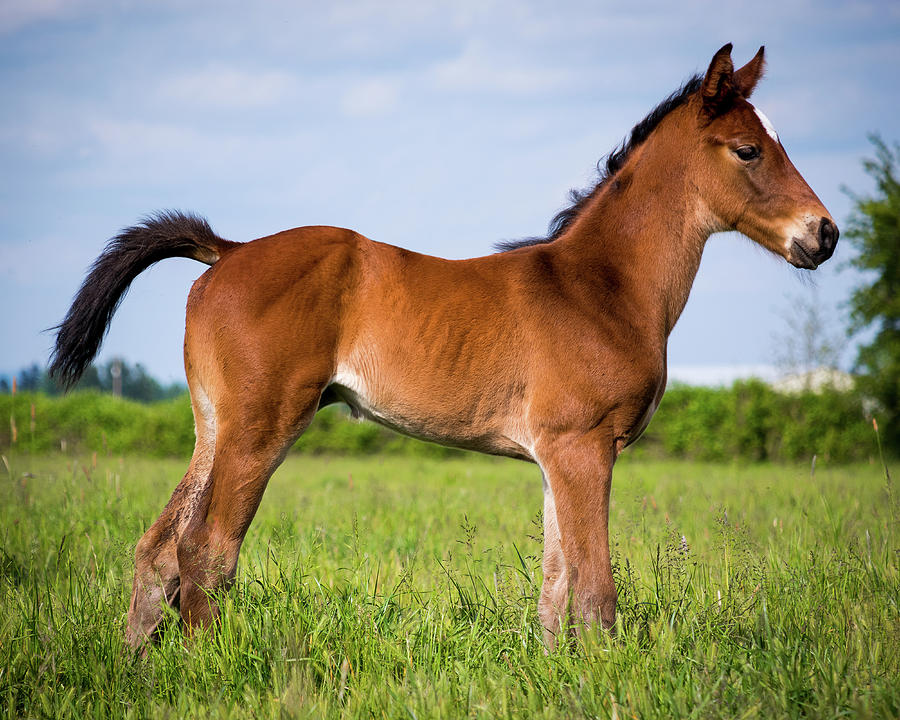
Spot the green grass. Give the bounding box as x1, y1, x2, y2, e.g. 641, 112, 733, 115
1, 452, 897, 718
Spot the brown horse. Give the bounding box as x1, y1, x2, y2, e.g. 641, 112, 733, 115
50, 44, 838, 650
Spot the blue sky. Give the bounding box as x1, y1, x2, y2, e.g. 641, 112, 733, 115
1, 1, 898, 385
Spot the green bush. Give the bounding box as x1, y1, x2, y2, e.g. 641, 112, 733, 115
0, 392, 462, 459
641, 380, 875, 463
0, 391, 195, 457
0, 381, 879, 462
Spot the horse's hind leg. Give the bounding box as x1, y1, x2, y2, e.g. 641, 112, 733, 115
126, 382, 216, 649
175, 388, 321, 631
538, 472, 569, 648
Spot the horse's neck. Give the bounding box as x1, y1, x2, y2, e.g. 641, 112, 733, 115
556, 162, 714, 341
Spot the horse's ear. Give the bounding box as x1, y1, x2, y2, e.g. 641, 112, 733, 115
734, 46, 766, 98
701, 43, 735, 117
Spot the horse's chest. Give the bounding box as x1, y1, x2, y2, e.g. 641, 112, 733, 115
627, 390, 661, 444
544, 356, 665, 446
620, 371, 666, 447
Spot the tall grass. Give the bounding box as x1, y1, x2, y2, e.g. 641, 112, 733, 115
1, 453, 897, 718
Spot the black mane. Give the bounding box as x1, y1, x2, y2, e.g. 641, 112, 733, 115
495, 73, 704, 252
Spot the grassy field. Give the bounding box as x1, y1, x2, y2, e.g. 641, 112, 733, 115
0, 451, 897, 718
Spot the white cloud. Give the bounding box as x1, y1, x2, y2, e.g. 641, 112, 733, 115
0, 0, 85, 34
0, 234, 87, 285
158, 66, 297, 109
429, 42, 571, 96
48, 109, 332, 196
326, 0, 484, 34
341, 78, 400, 117
85, 116, 201, 157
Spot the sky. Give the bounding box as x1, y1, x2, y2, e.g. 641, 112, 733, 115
1, 0, 898, 386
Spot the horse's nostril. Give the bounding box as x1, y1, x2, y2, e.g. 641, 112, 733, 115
819, 217, 839, 252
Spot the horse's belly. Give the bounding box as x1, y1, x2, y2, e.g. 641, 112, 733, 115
328, 364, 532, 460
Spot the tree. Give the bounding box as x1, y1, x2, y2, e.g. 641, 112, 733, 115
844, 135, 900, 453
16, 363, 44, 392
772, 286, 843, 383
5, 359, 185, 402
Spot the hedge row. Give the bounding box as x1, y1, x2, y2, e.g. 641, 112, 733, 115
0, 391, 460, 459
0, 381, 880, 463
1, 391, 195, 457
637, 381, 876, 462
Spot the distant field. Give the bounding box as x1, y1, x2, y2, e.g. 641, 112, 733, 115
1, 452, 897, 718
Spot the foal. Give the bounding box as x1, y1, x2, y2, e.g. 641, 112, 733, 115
50, 45, 837, 649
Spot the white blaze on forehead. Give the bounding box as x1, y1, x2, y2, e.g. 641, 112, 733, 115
752, 105, 779, 143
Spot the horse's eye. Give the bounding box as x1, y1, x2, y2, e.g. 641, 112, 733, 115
735, 145, 760, 162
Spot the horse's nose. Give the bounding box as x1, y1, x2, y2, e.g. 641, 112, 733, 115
816, 217, 839, 262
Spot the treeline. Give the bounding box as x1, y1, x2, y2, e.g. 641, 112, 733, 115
3, 361, 185, 403
0, 380, 884, 463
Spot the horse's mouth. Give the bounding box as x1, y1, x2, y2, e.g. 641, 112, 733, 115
789, 240, 818, 270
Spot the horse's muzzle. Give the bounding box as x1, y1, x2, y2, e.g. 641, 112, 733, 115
789, 217, 839, 269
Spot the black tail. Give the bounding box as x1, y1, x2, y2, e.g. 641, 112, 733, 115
49, 210, 237, 390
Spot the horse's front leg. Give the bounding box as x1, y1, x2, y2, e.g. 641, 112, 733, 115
536, 429, 617, 646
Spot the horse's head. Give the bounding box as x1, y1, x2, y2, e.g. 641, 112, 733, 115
694, 44, 838, 269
